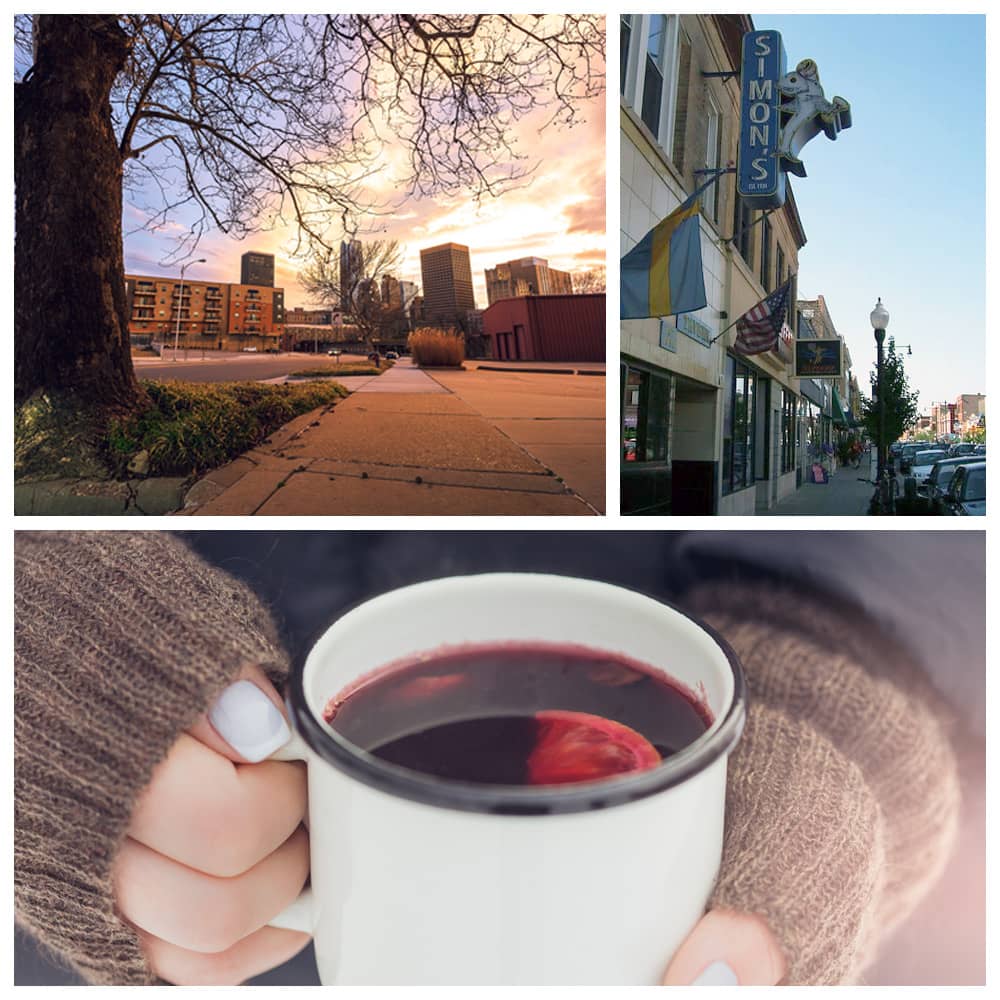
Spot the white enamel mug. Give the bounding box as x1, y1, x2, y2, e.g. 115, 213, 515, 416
269, 573, 746, 985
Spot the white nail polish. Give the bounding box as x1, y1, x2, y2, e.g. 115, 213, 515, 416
209, 680, 290, 762
692, 961, 739, 986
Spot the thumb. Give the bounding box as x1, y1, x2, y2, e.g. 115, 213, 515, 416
662, 908, 787, 986
189, 664, 292, 763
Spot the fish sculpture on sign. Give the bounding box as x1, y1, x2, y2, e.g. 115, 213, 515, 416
776, 59, 852, 178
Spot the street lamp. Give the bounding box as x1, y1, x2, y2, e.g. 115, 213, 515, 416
173, 258, 206, 361
870, 297, 890, 483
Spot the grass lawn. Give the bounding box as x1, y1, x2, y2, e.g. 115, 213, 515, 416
105, 380, 348, 478
286, 360, 394, 378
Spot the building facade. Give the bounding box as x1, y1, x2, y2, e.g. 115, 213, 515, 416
240, 251, 275, 287
126, 274, 284, 351
484, 257, 574, 306
419, 242, 476, 322
621, 13, 822, 515
482, 294, 604, 362
339, 240, 363, 313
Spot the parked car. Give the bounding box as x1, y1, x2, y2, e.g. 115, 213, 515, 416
909, 449, 949, 486
948, 442, 976, 458
384, 350, 400, 361
922, 456, 982, 509
942, 461, 986, 516
242, 346, 258, 353
898, 444, 924, 473
327, 348, 342, 357
264, 347, 281, 354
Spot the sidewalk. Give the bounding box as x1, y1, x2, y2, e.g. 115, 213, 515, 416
179, 360, 605, 516
759, 454, 876, 516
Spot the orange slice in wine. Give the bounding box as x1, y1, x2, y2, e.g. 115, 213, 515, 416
527, 710, 661, 786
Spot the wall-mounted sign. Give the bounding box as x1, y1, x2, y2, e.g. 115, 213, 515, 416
658, 317, 677, 353
676, 312, 712, 347
794, 338, 843, 378
738, 32, 853, 210
776, 321, 795, 362
737, 30, 787, 210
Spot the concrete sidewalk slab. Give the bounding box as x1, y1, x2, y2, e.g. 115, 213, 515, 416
354, 363, 447, 393
307, 458, 566, 493
493, 417, 605, 444
255, 469, 592, 516
422, 366, 606, 512
182, 357, 605, 516
290, 403, 544, 472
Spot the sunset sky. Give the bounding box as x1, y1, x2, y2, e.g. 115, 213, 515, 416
123, 68, 605, 309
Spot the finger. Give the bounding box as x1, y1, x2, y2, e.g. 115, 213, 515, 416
115, 826, 310, 955
129, 732, 306, 877
140, 924, 311, 986
190, 664, 292, 763
662, 908, 788, 986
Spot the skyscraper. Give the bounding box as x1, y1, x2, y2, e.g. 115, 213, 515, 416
339, 240, 363, 313
419, 243, 476, 322
484, 256, 574, 305
240, 251, 275, 287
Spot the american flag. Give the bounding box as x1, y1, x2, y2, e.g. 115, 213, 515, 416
733, 278, 793, 356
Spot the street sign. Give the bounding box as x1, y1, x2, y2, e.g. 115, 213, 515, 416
737, 30, 787, 210
794, 338, 843, 378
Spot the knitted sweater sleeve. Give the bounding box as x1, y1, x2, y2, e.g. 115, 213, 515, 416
14, 531, 292, 985
680, 580, 961, 985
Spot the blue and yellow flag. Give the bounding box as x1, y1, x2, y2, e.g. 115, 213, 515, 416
620, 193, 707, 319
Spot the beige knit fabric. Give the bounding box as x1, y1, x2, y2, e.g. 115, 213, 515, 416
14, 532, 291, 985
683, 580, 961, 983
711, 702, 885, 985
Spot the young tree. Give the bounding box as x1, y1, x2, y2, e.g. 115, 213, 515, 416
14, 14, 605, 463
861, 338, 919, 449
299, 240, 405, 351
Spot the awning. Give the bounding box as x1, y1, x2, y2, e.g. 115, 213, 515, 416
832, 387, 849, 426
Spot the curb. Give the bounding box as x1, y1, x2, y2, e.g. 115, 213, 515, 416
475, 365, 605, 376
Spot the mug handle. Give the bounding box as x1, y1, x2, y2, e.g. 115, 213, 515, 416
265, 730, 316, 935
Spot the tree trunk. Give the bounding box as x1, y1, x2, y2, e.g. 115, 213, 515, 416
15, 15, 139, 410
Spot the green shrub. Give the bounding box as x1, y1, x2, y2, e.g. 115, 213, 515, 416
408, 327, 465, 367
105, 380, 346, 478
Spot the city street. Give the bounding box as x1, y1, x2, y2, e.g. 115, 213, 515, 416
760, 453, 878, 516
134, 350, 371, 383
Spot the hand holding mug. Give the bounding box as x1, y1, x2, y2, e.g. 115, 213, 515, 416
112, 665, 310, 985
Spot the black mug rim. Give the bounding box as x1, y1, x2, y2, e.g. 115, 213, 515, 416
286, 574, 747, 816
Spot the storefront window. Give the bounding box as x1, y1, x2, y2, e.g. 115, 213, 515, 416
781, 388, 797, 473
722, 355, 756, 494
721, 355, 734, 486
621, 364, 672, 464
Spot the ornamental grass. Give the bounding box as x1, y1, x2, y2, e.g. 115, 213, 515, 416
407, 327, 465, 367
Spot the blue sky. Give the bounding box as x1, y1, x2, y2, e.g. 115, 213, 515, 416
760, 13, 984, 411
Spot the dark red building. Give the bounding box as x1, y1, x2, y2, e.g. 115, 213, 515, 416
482, 293, 604, 362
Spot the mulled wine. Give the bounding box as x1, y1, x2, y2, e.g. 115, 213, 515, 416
323, 642, 713, 787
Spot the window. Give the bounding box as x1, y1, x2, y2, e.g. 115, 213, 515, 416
621, 364, 671, 465
641, 16, 667, 136
781, 388, 797, 473
620, 15, 632, 94
670, 34, 693, 172
722, 355, 757, 494
622, 16, 682, 158
759, 215, 772, 290
733, 195, 754, 269
776, 244, 785, 291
